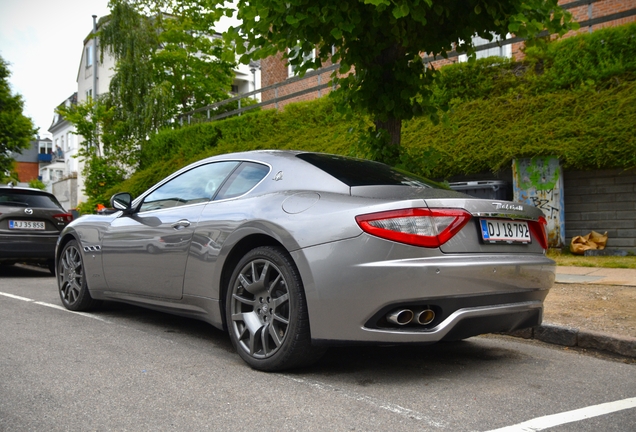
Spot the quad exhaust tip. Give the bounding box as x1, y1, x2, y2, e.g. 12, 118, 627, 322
387, 309, 414, 325
415, 309, 435, 325
386, 308, 435, 326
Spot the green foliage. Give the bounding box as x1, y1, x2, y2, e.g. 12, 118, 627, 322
81, 155, 127, 211
28, 179, 46, 190
106, 23, 636, 198
401, 81, 636, 179
525, 22, 636, 90
99, 0, 235, 152
0, 56, 38, 174
226, 0, 577, 161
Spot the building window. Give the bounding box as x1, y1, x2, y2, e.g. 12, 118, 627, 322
288, 46, 316, 77
458, 33, 511, 62
39, 141, 52, 155
86, 88, 93, 101
86, 45, 93, 67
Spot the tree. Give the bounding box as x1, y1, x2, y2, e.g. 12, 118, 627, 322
228, 0, 577, 164
0, 56, 37, 176
56, 96, 127, 212
99, 0, 236, 147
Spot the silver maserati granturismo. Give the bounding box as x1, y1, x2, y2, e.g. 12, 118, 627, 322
56, 150, 555, 371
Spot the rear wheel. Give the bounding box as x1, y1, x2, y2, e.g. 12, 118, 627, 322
226, 246, 325, 371
57, 240, 100, 311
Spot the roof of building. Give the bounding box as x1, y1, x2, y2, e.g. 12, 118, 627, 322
48, 93, 78, 132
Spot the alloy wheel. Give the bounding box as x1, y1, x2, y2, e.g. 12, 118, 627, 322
230, 258, 291, 359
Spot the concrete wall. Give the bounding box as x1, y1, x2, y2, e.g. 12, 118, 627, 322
564, 168, 636, 251
52, 177, 78, 211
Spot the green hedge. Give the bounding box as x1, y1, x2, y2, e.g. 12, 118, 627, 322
110, 23, 636, 198
402, 81, 636, 179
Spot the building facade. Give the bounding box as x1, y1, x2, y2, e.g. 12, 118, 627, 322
45, 92, 79, 210
11, 137, 54, 186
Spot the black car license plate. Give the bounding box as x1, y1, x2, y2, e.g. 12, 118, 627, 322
9, 220, 46, 230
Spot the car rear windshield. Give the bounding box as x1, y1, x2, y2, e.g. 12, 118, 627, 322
0, 190, 63, 209
296, 153, 440, 188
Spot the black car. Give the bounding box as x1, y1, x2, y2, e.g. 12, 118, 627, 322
0, 186, 73, 274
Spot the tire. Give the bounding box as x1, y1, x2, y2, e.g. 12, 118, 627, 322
57, 240, 100, 311
226, 246, 325, 371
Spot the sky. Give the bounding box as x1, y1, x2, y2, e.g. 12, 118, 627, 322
0, 0, 112, 138
0, 0, 239, 139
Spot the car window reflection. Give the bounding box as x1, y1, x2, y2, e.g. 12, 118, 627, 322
140, 161, 239, 212
215, 162, 269, 200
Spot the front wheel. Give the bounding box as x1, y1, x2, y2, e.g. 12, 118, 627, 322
226, 246, 325, 371
57, 240, 100, 311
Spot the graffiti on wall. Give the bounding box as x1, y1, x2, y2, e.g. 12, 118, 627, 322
513, 157, 565, 248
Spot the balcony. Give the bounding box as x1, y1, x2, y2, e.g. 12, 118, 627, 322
38, 153, 52, 162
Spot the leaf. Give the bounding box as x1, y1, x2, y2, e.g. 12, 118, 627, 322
331, 28, 343, 39
363, 0, 391, 6
392, 3, 410, 19
474, 5, 481, 15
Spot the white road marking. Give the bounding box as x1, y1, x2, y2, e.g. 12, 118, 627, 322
0, 291, 111, 323
487, 397, 636, 431
283, 375, 446, 428
0, 292, 34, 302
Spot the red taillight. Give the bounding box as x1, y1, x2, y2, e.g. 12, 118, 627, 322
529, 216, 549, 250
355, 208, 472, 248
53, 213, 74, 223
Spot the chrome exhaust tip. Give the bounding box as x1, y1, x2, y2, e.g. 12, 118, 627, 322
415, 309, 435, 325
387, 309, 414, 326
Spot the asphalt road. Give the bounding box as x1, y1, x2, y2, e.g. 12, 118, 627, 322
1, 264, 635, 432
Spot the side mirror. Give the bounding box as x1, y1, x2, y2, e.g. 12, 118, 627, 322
111, 192, 133, 213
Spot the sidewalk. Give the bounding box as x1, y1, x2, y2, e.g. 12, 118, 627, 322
505, 266, 636, 359
555, 266, 636, 287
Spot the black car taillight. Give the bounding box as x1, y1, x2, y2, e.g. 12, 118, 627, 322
53, 213, 74, 223
356, 208, 472, 248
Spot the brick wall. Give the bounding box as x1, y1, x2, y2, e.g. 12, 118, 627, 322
564, 168, 636, 250
261, 54, 336, 110
15, 162, 39, 183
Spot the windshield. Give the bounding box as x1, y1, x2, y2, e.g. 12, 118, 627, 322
0, 190, 63, 209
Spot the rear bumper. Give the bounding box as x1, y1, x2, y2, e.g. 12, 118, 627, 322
292, 235, 555, 344
0, 233, 58, 261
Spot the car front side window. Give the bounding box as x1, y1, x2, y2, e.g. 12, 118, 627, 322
140, 161, 239, 212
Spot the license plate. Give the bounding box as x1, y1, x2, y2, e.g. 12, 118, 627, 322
8, 220, 46, 230
480, 219, 531, 243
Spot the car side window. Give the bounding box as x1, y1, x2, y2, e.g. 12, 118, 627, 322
140, 161, 239, 212
215, 162, 270, 200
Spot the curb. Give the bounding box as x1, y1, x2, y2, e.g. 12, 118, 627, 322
504, 324, 636, 358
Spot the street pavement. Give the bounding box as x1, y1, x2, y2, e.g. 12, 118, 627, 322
1, 265, 635, 431
511, 266, 636, 358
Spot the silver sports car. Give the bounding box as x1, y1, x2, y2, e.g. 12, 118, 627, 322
56, 150, 555, 371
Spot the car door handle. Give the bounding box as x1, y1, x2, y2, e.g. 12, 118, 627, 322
172, 219, 191, 230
